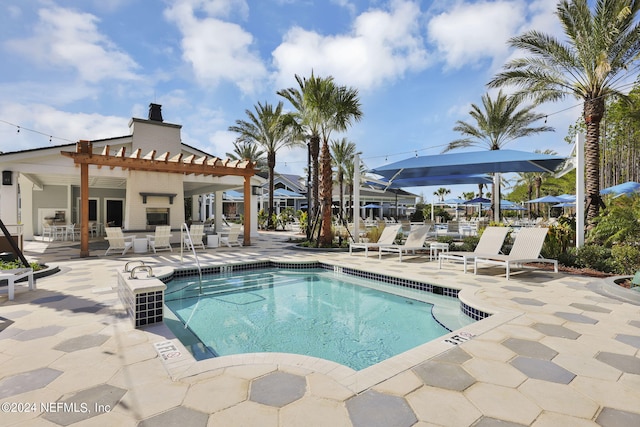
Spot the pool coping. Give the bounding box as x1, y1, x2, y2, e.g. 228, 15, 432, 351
152, 259, 523, 393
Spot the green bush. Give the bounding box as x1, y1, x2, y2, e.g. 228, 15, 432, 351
574, 245, 615, 273
436, 235, 455, 250
542, 218, 575, 260
458, 235, 480, 252
610, 244, 640, 275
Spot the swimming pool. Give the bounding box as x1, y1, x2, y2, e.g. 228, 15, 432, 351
164, 266, 475, 370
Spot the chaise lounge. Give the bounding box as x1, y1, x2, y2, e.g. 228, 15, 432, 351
378, 224, 431, 262
439, 226, 510, 273
349, 224, 402, 257
474, 227, 558, 280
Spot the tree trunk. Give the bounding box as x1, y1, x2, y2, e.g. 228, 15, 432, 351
310, 135, 320, 219
267, 151, 276, 229
319, 140, 333, 246
584, 98, 606, 227
338, 172, 344, 223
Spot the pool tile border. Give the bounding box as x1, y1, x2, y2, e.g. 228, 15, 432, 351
167, 260, 488, 322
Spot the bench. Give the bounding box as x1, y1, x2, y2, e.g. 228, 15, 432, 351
0, 268, 36, 300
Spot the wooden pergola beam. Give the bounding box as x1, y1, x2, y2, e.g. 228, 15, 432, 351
61, 140, 256, 257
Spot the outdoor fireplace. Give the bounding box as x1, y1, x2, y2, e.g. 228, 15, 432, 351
146, 208, 169, 230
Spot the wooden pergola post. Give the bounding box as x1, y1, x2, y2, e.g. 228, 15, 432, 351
79, 140, 91, 257
244, 176, 252, 246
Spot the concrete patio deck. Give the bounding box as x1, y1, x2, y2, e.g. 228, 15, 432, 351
1, 231, 639, 426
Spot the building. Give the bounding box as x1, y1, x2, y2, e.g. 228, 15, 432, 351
0, 104, 263, 254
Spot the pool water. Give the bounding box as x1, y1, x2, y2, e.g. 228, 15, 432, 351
164, 268, 459, 370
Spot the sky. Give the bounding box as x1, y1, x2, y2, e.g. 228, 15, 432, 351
0, 0, 593, 201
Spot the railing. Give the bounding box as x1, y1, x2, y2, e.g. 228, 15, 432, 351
180, 223, 203, 295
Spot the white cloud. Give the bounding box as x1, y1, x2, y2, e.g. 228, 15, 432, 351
272, 0, 429, 90
0, 103, 129, 152
427, 0, 526, 70
4, 6, 140, 83
164, 0, 266, 94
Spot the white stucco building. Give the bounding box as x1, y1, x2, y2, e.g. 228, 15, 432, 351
0, 104, 263, 246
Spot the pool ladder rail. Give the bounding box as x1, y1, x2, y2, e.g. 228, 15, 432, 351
180, 223, 203, 295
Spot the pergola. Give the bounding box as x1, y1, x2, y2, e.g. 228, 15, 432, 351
61, 140, 256, 257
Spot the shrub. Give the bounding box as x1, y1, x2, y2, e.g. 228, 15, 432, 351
436, 235, 455, 250
366, 226, 382, 243
542, 218, 575, 260
458, 235, 480, 252
610, 244, 640, 275
574, 245, 615, 273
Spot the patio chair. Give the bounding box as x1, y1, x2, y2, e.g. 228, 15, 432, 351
147, 225, 173, 253
474, 227, 558, 280
183, 224, 206, 250
219, 224, 243, 247
65, 223, 81, 241
0, 268, 36, 301
104, 227, 135, 256
349, 224, 401, 257
439, 226, 510, 273
42, 222, 54, 241
378, 224, 431, 262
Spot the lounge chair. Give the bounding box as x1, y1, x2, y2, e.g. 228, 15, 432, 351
474, 227, 558, 280
147, 225, 173, 253
104, 227, 135, 256
183, 224, 206, 250
378, 224, 431, 262
0, 268, 35, 300
439, 226, 510, 273
349, 224, 402, 257
219, 224, 243, 247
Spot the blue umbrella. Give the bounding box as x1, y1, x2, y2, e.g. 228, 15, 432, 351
525, 195, 569, 204
600, 181, 640, 196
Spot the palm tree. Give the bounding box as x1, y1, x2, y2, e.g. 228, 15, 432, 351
226, 140, 267, 172
444, 90, 553, 220
488, 0, 640, 226
433, 187, 451, 202
331, 138, 357, 223
277, 73, 331, 224
318, 82, 362, 245
228, 101, 302, 229
279, 73, 362, 245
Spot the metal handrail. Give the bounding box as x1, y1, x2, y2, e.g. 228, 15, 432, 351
180, 223, 203, 295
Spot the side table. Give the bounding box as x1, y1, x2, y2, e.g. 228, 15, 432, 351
429, 242, 449, 261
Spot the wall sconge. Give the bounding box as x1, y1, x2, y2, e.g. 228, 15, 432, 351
2, 171, 12, 186
251, 186, 262, 196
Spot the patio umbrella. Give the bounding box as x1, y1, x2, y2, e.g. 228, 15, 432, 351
525, 195, 569, 204
370, 149, 565, 179
600, 181, 640, 196
464, 197, 491, 218
362, 203, 382, 208
370, 149, 565, 222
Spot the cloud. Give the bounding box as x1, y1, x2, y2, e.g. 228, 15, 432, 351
271, 0, 429, 90
427, 0, 526, 70
164, 0, 266, 94
4, 6, 140, 83
0, 103, 129, 152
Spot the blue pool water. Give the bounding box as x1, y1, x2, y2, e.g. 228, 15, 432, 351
164, 268, 458, 370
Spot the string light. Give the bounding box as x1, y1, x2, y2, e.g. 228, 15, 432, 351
0, 119, 75, 144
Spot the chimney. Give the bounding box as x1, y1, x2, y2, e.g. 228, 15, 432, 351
148, 103, 163, 122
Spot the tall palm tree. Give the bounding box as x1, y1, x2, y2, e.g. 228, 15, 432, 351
226, 140, 267, 172
279, 73, 362, 245
318, 82, 362, 245
488, 0, 640, 226
331, 137, 357, 223
444, 90, 553, 220
277, 73, 331, 223
228, 101, 302, 229
433, 187, 451, 202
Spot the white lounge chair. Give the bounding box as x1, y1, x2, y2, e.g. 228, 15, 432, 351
147, 225, 173, 253
0, 268, 35, 300
105, 227, 135, 256
219, 224, 243, 247
378, 224, 431, 262
183, 224, 206, 250
474, 227, 558, 280
439, 226, 510, 273
349, 224, 401, 257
